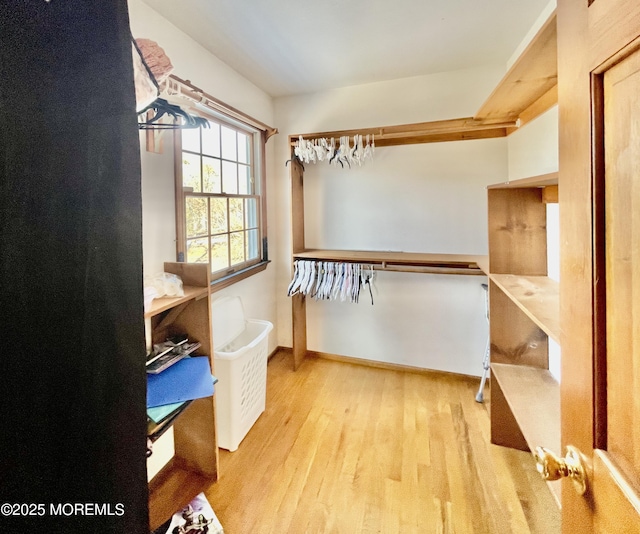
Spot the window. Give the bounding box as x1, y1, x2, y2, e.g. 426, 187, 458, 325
175, 113, 267, 287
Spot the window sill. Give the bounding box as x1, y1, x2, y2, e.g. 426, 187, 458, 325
210, 260, 270, 293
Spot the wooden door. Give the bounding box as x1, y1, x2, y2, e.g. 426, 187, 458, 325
559, 0, 640, 532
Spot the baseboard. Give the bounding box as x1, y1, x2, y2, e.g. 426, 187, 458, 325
271, 346, 482, 384
268, 346, 290, 360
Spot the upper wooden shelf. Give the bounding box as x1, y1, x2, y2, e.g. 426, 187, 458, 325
488, 171, 558, 189
144, 286, 209, 318
475, 12, 557, 126
294, 249, 487, 275
488, 172, 559, 203
491, 362, 561, 506
489, 274, 560, 344
289, 116, 517, 148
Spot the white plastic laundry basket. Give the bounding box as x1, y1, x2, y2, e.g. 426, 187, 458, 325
211, 296, 273, 451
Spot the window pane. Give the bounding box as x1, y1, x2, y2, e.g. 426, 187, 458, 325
246, 229, 259, 260
201, 123, 220, 157
182, 153, 201, 192
182, 128, 200, 153
185, 197, 208, 238
210, 198, 228, 234
229, 198, 244, 232
178, 114, 263, 283
186, 237, 209, 264
202, 156, 221, 193
221, 125, 237, 160
245, 198, 258, 229
237, 132, 249, 164
222, 161, 238, 194
210, 234, 229, 272
230, 231, 245, 266
238, 164, 252, 194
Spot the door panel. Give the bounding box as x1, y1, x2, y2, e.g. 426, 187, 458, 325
593, 451, 640, 533
604, 48, 640, 488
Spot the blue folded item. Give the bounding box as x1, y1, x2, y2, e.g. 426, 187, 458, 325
147, 356, 215, 408
147, 401, 185, 423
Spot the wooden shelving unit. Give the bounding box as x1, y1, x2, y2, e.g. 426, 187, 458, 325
145, 262, 219, 531
485, 172, 561, 506
478, 10, 560, 492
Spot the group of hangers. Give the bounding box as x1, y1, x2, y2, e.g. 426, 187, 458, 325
138, 98, 210, 130
287, 260, 376, 304
294, 134, 375, 168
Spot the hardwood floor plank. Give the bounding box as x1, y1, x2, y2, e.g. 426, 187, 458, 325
202, 350, 558, 533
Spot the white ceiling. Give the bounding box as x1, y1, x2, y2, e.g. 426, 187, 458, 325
140, 0, 551, 98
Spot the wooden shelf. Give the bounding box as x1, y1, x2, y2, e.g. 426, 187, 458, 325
491, 362, 561, 505
293, 249, 486, 275
148, 460, 212, 531
487, 171, 558, 189
475, 12, 557, 126
489, 274, 560, 344
145, 285, 209, 318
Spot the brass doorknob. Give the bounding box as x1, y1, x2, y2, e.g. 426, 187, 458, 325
533, 445, 588, 495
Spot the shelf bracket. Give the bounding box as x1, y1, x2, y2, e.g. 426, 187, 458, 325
154, 302, 189, 333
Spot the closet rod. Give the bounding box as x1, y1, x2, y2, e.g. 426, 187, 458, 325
373, 263, 484, 276
167, 75, 278, 139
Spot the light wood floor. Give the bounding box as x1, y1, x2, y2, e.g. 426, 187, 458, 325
204, 350, 559, 534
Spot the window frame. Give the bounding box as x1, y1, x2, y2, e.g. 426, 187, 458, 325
174, 110, 270, 291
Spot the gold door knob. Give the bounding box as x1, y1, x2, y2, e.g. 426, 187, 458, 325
533, 445, 588, 495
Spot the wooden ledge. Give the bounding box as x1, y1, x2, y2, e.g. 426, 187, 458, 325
293, 249, 487, 275
489, 274, 560, 343
289, 117, 516, 148
145, 286, 209, 318
475, 12, 558, 124
491, 362, 561, 506
487, 171, 558, 189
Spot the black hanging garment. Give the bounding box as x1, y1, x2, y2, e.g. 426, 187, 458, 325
0, 1, 148, 533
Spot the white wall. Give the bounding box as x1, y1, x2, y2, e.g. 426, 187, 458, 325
507, 107, 558, 180
128, 0, 278, 353
274, 65, 507, 376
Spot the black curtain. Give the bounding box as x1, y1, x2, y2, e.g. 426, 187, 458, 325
0, 1, 148, 532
